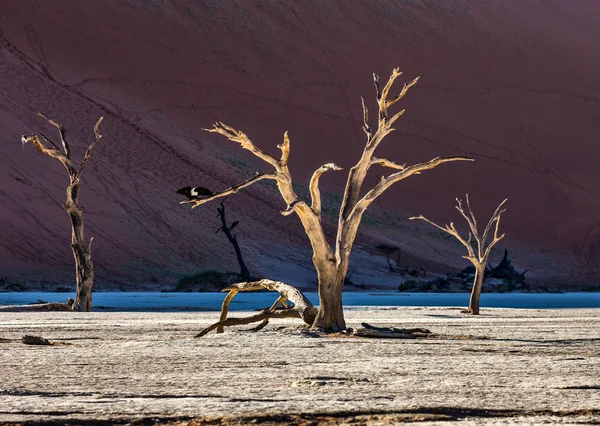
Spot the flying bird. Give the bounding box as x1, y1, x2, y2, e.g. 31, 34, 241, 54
176, 186, 214, 200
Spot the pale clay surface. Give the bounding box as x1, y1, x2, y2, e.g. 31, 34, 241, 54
0, 307, 598, 424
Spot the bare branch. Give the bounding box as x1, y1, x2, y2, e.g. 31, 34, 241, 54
380, 68, 403, 114
281, 199, 304, 216
483, 228, 505, 261
386, 108, 406, 129
410, 215, 475, 258
76, 117, 104, 179
361, 97, 371, 141
371, 157, 406, 171
309, 163, 342, 217
386, 76, 420, 109
350, 156, 474, 221
377, 68, 408, 125
204, 122, 278, 168
21, 134, 75, 175
465, 194, 478, 230
277, 131, 291, 167
181, 172, 279, 208
409, 215, 450, 234
447, 222, 476, 259
481, 199, 508, 246
373, 73, 381, 101
37, 113, 70, 158
455, 197, 479, 255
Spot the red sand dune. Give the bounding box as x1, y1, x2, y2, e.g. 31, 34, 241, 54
0, 1, 599, 290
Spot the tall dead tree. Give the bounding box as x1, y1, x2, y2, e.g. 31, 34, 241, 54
410, 195, 507, 314
183, 68, 472, 331
21, 114, 104, 312
216, 200, 250, 280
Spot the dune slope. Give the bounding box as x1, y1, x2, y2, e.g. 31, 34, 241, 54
0, 1, 599, 289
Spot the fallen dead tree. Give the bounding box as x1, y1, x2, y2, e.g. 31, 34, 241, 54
354, 323, 431, 339
0, 300, 73, 312
196, 279, 318, 337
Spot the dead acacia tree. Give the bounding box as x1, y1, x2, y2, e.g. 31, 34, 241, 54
410, 195, 507, 315
216, 200, 250, 280
183, 68, 472, 331
21, 114, 104, 312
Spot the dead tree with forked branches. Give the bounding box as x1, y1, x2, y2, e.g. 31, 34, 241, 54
182, 68, 472, 332
410, 195, 507, 315
21, 114, 104, 312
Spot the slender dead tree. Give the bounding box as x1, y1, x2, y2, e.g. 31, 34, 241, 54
216, 200, 250, 280
376, 243, 401, 273
183, 68, 472, 331
21, 114, 104, 312
410, 195, 507, 315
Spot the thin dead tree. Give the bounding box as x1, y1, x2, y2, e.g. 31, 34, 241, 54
21, 113, 104, 312
216, 200, 250, 280
183, 68, 472, 331
410, 195, 508, 315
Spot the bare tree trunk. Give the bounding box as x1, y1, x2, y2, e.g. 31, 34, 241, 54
466, 263, 486, 315
231, 237, 249, 279
66, 183, 94, 311
22, 114, 103, 312
217, 201, 250, 279
313, 266, 346, 331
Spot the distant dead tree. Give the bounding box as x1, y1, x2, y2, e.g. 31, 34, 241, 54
21, 114, 104, 312
216, 200, 250, 280
182, 68, 472, 331
410, 195, 507, 314
376, 243, 402, 273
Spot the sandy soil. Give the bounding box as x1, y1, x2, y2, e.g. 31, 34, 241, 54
0, 307, 598, 425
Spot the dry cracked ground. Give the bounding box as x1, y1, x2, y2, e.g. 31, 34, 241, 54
0, 307, 599, 425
